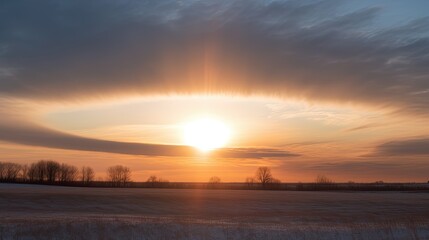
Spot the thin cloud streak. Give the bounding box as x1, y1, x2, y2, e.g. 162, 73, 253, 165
0, 123, 296, 158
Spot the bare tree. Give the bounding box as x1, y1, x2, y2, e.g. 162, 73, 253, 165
81, 166, 94, 185
0, 160, 86, 185
45, 160, 61, 183
107, 165, 131, 187
256, 167, 272, 187
209, 176, 221, 184
146, 175, 169, 187
36, 160, 48, 182
0, 162, 21, 182
29, 160, 48, 182
20, 164, 29, 182
59, 163, 78, 183
315, 175, 333, 184
27, 162, 39, 182
27, 163, 36, 182
25, 160, 61, 183
7, 163, 21, 182
0, 162, 5, 181
147, 175, 169, 187
147, 175, 158, 183
245, 177, 256, 188
208, 176, 221, 188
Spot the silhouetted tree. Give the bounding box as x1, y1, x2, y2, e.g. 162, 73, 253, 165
7, 163, 21, 181
28, 160, 48, 182
0, 162, 21, 182
25, 160, 61, 183
208, 176, 221, 188
146, 175, 158, 187
209, 176, 221, 184
0, 160, 97, 186
107, 165, 131, 187
147, 175, 158, 184
315, 175, 333, 184
27, 163, 36, 182
59, 163, 78, 183
81, 166, 94, 185
147, 175, 169, 187
20, 164, 29, 182
45, 160, 61, 183
245, 177, 256, 188
35, 160, 47, 182
256, 167, 273, 188
0, 162, 6, 181
27, 162, 40, 182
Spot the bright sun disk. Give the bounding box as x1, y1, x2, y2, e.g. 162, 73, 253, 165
183, 118, 231, 151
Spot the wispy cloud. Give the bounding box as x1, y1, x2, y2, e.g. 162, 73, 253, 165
344, 123, 382, 132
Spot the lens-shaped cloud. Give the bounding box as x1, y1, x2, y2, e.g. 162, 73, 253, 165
0, 1, 428, 115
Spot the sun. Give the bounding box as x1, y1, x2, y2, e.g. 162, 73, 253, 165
183, 118, 231, 151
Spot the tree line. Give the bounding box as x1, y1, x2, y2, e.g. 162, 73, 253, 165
0, 161, 320, 189
4, 161, 419, 191
0, 161, 285, 189
0, 160, 131, 187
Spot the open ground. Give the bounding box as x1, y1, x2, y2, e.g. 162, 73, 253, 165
1, 184, 429, 239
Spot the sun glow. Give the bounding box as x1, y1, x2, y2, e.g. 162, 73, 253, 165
183, 118, 231, 151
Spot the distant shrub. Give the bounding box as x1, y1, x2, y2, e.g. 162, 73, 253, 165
208, 176, 221, 184
315, 175, 334, 184
147, 175, 169, 187
245, 177, 256, 188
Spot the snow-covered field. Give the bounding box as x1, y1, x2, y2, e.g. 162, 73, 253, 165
1, 184, 428, 239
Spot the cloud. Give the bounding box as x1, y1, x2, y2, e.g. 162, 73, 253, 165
372, 137, 429, 156
344, 123, 382, 132
0, 122, 296, 158
0, 0, 428, 115
1, 1, 429, 158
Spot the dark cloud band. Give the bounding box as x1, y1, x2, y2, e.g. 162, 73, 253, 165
0, 1, 428, 115
0, 122, 297, 158
373, 138, 429, 156
1, 1, 429, 159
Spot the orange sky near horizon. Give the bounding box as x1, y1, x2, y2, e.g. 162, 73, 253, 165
1, 95, 428, 183
1, 1, 429, 183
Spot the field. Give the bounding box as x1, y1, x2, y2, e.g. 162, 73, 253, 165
1, 184, 429, 239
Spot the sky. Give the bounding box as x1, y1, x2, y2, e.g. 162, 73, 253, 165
1, 0, 429, 182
